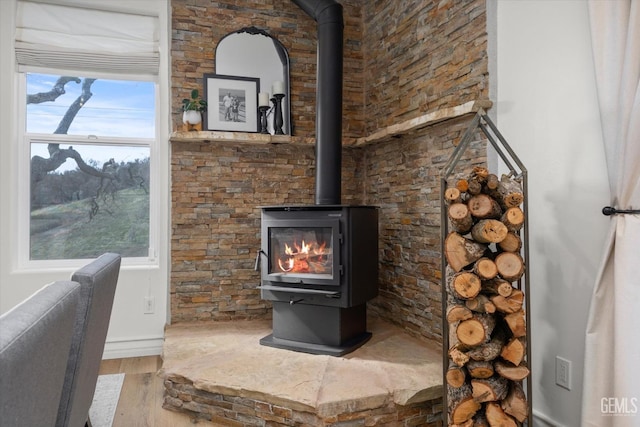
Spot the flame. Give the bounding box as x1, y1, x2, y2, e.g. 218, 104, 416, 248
314, 242, 326, 255
278, 257, 295, 272
276, 238, 331, 274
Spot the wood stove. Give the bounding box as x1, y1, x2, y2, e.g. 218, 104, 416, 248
256, 0, 378, 356
258, 205, 378, 355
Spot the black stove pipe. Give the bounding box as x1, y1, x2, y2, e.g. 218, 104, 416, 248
292, 0, 343, 205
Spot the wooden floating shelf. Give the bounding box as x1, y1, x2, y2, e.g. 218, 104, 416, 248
170, 99, 492, 148
170, 131, 315, 145
351, 99, 493, 146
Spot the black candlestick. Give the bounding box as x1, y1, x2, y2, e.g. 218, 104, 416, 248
271, 94, 285, 135
258, 106, 269, 134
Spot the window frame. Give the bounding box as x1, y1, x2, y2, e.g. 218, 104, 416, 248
17, 71, 160, 270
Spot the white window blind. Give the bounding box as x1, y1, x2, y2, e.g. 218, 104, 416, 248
15, 0, 159, 75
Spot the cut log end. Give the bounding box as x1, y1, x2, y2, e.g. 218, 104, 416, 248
449, 383, 482, 424
490, 289, 524, 314
495, 252, 525, 282
447, 362, 468, 388
500, 337, 526, 366
473, 257, 498, 280
485, 402, 517, 427
466, 359, 494, 379
447, 304, 474, 323
502, 382, 529, 422
502, 206, 525, 232
450, 271, 482, 300
456, 314, 496, 347
445, 187, 463, 204
495, 359, 530, 381
471, 219, 508, 244
449, 203, 474, 234
468, 194, 502, 219
498, 232, 522, 253
482, 278, 513, 297
504, 309, 527, 338
486, 173, 499, 190
445, 232, 489, 272
456, 179, 470, 193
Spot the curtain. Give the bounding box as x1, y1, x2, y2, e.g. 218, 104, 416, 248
582, 1, 640, 425
15, 0, 159, 75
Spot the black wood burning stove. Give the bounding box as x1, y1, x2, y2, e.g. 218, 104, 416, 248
256, 0, 379, 356
258, 205, 378, 356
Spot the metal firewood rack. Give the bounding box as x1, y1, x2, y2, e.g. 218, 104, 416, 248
440, 109, 532, 425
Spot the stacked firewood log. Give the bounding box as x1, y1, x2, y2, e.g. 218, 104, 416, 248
443, 166, 529, 426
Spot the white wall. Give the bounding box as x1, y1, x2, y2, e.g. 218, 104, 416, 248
0, 0, 171, 358
495, 1, 610, 425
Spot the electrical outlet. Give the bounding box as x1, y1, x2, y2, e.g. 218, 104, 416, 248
143, 296, 155, 314
556, 356, 572, 390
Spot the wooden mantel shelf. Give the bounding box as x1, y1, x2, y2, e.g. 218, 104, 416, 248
170, 131, 317, 145
170, 99, 492, 147
350, 99, 492, 146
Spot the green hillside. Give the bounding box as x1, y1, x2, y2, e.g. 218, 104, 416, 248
30, 187, 149, 260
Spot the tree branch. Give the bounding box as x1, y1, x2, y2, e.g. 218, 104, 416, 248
27, 77, 109, 203
26, 76, 81, 104
31, 146, 116, 201
55, 78, 96, 134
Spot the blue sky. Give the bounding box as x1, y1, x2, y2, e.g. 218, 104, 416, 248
27, 73, 154, 172
26, 73, 155, 138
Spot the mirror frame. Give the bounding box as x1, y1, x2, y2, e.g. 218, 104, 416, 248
215, 26, 292, 135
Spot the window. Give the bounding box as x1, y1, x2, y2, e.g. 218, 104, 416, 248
24, 73, 155, 261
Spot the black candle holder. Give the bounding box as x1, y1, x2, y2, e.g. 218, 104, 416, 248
259, 106, 270, 134
271, 94, 285, 135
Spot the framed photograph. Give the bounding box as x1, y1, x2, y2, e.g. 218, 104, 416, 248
203, 74, 260, 132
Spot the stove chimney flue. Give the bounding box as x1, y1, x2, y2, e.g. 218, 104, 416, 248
292, 0, 343, 205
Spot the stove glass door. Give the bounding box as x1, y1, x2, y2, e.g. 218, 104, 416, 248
267, 220, 339, 285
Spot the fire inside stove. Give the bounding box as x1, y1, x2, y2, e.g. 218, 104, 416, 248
269, 227, 334, 279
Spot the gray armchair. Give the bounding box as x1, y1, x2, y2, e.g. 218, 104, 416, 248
56, 253, 121, 427
0, 280, 81, 426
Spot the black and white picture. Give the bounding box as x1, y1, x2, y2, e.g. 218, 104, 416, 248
204, 74, 259, 132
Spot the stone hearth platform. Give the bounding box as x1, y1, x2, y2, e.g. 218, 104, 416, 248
160, 317, 444, 426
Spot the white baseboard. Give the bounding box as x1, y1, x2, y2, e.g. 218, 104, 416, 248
533, 409, 566, 427
102, 336, 164, 359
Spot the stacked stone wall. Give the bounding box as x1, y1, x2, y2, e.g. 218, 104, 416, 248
171, 142, 361, 322
171, 0, 364, 139
363, 119, 487, 342
164, 376, 443, 426
170, 0, 489, 345
362, 0, 488, 133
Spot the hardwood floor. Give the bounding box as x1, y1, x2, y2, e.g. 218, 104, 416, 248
99, 356, 213, 426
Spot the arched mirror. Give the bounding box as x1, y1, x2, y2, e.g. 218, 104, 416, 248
216, 27, 291, 135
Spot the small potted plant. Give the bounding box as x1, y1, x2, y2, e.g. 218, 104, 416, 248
182, 89, 207, 126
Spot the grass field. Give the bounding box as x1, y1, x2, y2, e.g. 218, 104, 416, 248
30, 187, 149, 260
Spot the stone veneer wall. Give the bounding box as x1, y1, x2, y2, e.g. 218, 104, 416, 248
171, 0, 488, 344
362, 0, 488, 133
171, 0, 364, 322
164, 377, 444, 426
362, 120, 486, 342
171, 142, 362, 322
352, 0, 489, 343
171, 0, 364, 138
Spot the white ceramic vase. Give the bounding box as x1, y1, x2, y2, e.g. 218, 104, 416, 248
183, 110, 202, 125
